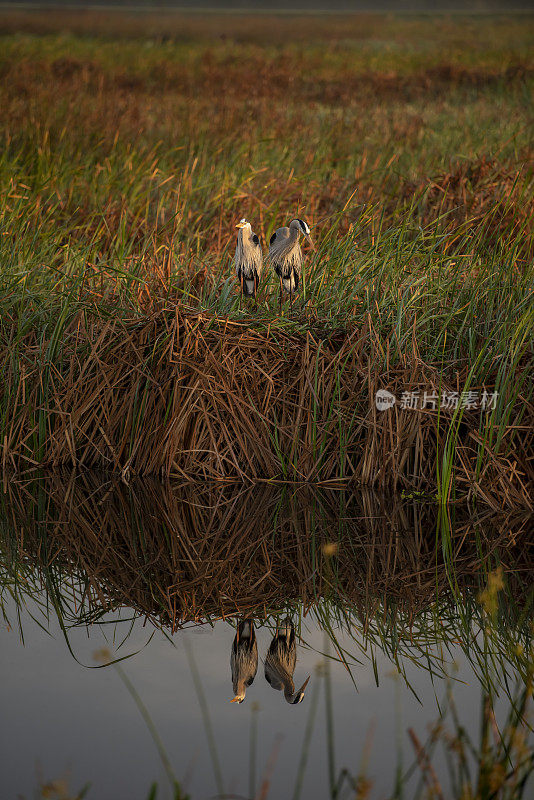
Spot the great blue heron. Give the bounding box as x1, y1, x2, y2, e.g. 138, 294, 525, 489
230, 618, 258, 704
264, 618, 310, 705
235, 218, 262, 302
268, 218, 313, 312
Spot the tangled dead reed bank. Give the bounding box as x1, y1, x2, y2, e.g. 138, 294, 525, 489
1, 306, 532, 507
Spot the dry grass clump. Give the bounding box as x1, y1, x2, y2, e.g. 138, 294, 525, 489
1, 307, 532, 506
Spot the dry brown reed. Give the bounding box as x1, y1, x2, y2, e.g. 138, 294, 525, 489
403, 156, 534, 260
1, 307, 532, 506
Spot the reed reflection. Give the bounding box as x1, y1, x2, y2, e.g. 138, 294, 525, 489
0, 472, 532, 700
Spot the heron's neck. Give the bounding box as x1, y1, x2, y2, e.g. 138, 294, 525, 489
239, 227, 252, 245
279, 227, 300, 259
282, 675, 296, 701
289, 226, 299, 246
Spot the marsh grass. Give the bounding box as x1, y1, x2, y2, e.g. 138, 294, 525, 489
0, 12, 533, 499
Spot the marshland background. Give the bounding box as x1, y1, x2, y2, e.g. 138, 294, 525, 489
0, 6, 532, 500
0, 8, 533, 797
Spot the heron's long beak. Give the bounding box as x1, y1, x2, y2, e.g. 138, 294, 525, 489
305, 234, 315, 250
235, 222, 246, 229
230, 696, 243, 703
291, 675, 311, 704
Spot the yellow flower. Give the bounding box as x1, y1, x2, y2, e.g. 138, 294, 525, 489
93, 647, 112, 664
479, 567, 504, 618
322, 542, 338, 557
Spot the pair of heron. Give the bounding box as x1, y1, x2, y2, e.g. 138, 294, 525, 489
230, 618, 310, 706
234, 217, 314, 309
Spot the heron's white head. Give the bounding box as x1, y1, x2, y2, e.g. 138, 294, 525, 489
290, 676, 311, 705
235, 218, 251, 230
291, 218, 314, 248
230, 691, 246, 704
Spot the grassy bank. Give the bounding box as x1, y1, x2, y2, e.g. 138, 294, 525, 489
0, 12, 532, 501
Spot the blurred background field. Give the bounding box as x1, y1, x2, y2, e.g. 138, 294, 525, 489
1, 8, 533, 257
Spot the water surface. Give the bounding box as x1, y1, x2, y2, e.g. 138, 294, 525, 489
1, 476, 532, 799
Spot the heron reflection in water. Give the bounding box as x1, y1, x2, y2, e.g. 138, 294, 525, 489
265, 618, 310, 704
230, 618, 258, 704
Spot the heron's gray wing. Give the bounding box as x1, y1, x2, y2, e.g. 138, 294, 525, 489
246, 652, 259, 686
231, 644, 238, 692
264, 659, 283, 691
286, 620, 296, 647
235, 231, 250, 279
246, 639, 259, 686
269, 227, 289, 254
250, 232, 263, 275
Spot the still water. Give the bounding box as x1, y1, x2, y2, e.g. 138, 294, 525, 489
0, 476, 532, 800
